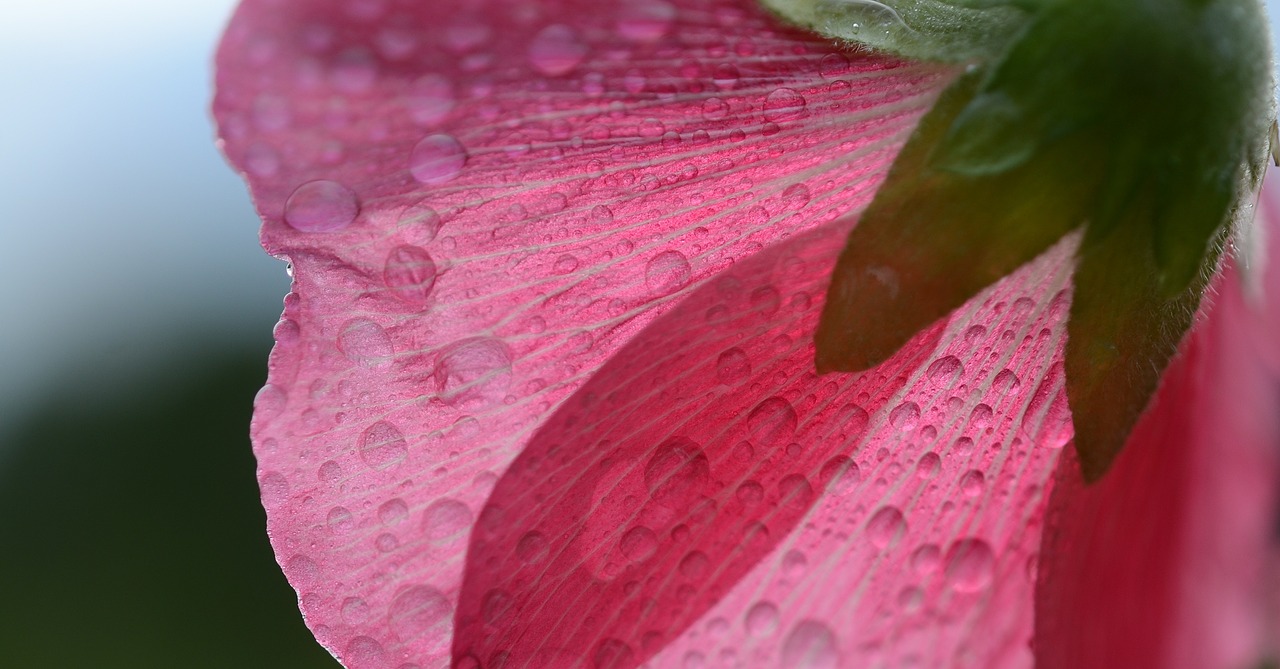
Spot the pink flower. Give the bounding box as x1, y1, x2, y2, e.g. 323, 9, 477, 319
214, 0, 1280, 667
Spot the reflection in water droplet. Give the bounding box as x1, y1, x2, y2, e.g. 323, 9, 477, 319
945, 538, 995, 592
645, 250, 692, 297
780, 619, 840, 668
409, 133, 467, 184
529, 24, 588, 76
284, 180, 359, 232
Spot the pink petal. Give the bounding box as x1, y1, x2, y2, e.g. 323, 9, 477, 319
457, 214, 1081, 668
214, 0, 951, 665
1034, 172, 1280, 669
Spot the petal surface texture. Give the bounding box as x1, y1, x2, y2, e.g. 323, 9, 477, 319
1035, 173, 1280, 669
214, 0, 1082, 667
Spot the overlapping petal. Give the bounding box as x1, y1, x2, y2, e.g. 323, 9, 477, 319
215, 0, 950, 665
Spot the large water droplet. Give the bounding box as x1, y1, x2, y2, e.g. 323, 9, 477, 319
715, 347, 752, 385
398, 200, 442, 244
679, 550, 709, 578
945, 538, 995, 592
746, 397, 798, 448
616, 1, 676, 42
344, 636, 386, 669
888, 401, 920, 431
422, 498, 473, 544
619, 526, 658, 562
763, 88, 807, 121
409, 133, 467, 185
865, 505, 906, 549
644, 436, 710, 506
517, 531, 549, 564
926, 355, 964, 386
745, 600, 779, 637
434, 337, 513, 407
358, 420, 408, 470
645, 250, 692, 297
529, 24, 588, 76
284, 180, 359, 232
405, 73, 455, 126
819, 456, 860, 495
780, 620, 840, 668
338, 318, 393, 367
383, 245, 437, 308
387, 585, 450, 640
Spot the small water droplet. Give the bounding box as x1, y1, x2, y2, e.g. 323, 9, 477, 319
383, 245, 437, 308
517, 531, 550, 564
889, 401, 921, 431
594, 638, 635, 669
338, 318, 393, 367
819, 456, 860, 494
645, 436, 710, 506
552, 254, 579, 275
780, 620, 840, 668
778, 474, 813, 507
645, 250, 692, 296
866, 505, 906, 549
434, 337, 513, 407
679, 550, 709, 578
945, 538, 995, 592
715, 347, 752, 385
960, 469, 985, 498
915, 452, 941, 479
344, 636, 386, 669
746, 397, 798, 448
911, 543, 942, 575
701, 97, 729, 120
736, 480, 765, 504
529, 24, 588, 76
284, 180, 359, 232
378, 498, 408, 526
927, 355, 964, 386
327, 506, 354, 534
397, 200, 442, 243
387, 585, 450, 639
409, 133, 467, 184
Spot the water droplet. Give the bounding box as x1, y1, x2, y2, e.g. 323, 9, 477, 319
387, 585, 450, 639
679, 550, 709, 578
701, 97, 729, 120
284, 180, 359, 232
409, 133, 467, 184
529, 24, 588, 76
745, 601, 779, 637
746, 397, 797, 448
434, 337, 513, 407
960, 469, 985, 498
911, 543, 942, 575
260, 471, 289, 507
970, 403, 994, 431
344, 636, 386, 669
327, 506, 354, 534
516, 531, 550, 564
915, 452, 941, 479
594, 638, 635, 669
405, 73, 455, 126
358, 421, 408, 470
866, 505, 906, 549
715, 347, 752, 385
398, 200, 442, 244
945, 538, 995, 592
736, 480, 765, 504
993, 368, 1021, 393
889, 401, 921, 431
645, 250, 692, 296
378, 498, 408, 526
780, 620, 840, 668
383, 245, 437, 307
254, 384, 287, 420
819, 456, 860, 494
422, 498, 473, 544
927, 355, 964, 386
338, 318, 393, 367
778, 474, 814, 507
763, 88, 807, 121
781, 183, 811, 210
341, 596, 369, 624
481, 588, 513, 625
617, 0, 676, 42
644, 436, 711, 506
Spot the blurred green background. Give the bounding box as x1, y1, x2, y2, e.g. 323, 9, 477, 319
3, 0, 1280, 668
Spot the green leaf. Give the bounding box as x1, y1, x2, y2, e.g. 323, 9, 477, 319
759, 0, 1033, 62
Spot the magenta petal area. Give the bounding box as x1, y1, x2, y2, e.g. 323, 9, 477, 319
456, 219, 1080, 669
1035, 176, 1280, 669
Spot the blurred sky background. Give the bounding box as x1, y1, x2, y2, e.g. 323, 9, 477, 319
2, 0, 1280, 667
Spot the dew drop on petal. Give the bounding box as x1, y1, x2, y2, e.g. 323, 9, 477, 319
865, 505, 906, 549
715, 347, 751, 385
888, 401, 920, 431
620, 526, 659, 563
763, 88, 807, 121
645, 250, 692, 297
911, 543, 942, 575
528, 24, 587, 76
944, 538, 995, 592
387, 585, 450, 640
284, 180, 359, 232
338, 318, 393, 367
746, 397, 798, 448
409, 133, 467, 184
644, 436, 711, 506
405, 73, 455, 126
679, 550, 709, 578
422, 498, 473, 544
780, 620, 840, 669
378, 498, 408, 526
926, 355, 964, 386
434, 337, 513, 407
517, 531, 550, 564
745, 600, 779, 637
819, 456, 860, 495
960, 469, 985, 498
398, 200, 442, 244
616, 0, 676, 42
344, 636, 386, 669
383, 245, 437, 307
359, 421, 408, 470
595, 638, 635, 669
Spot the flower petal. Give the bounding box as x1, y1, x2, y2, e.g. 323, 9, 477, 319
1034, 173, 1280, 669
457, 213, 1080, 667
214, 0, 949, 665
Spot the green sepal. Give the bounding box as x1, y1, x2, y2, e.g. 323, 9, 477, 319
759, 0, 1034, 62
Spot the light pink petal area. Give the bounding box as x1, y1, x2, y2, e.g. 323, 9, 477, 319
214, 0, 950, 666
458, 215, 1080, 669
1035, 175, 1280, 669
